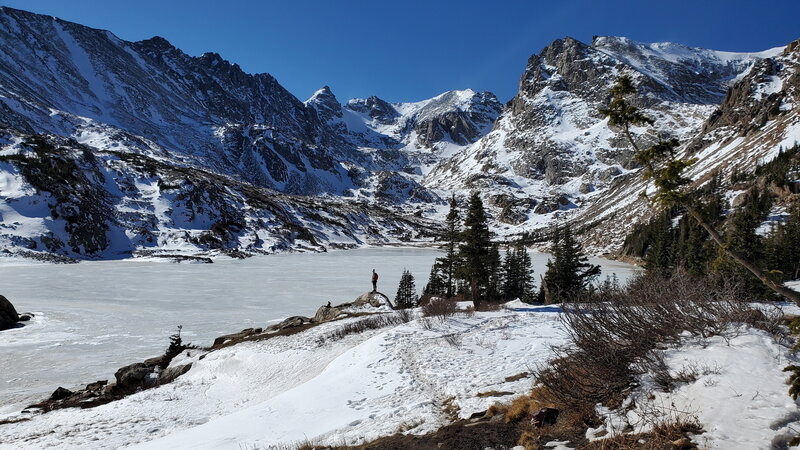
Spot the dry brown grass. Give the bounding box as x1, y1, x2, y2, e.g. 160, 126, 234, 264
536, 269, 781, 412
504, 372, 529, 382
581, 416, 702, 449
476, 390, 515, 398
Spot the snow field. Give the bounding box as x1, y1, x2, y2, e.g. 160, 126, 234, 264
593, 325, 800, 449
0, 305, 568, 449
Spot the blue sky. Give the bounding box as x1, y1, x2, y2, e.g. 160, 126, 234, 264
2, 1, 799, 103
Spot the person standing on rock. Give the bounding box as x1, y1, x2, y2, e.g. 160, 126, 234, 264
372, 269, 379, 292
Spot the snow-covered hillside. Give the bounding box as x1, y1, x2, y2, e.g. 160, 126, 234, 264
0, 131, 438, 258
577, 39, 800, 252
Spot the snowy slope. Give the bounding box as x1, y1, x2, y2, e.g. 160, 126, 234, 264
0, 305, 567, 449
577, 39, 800, 252
2, 305, 798, 449
0, 131, 438, 259
595, 326, 800, 449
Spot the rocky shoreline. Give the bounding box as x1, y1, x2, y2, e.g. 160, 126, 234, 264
14, 291, 395, 417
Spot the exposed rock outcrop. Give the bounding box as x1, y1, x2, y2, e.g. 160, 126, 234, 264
0, 295, 20, 330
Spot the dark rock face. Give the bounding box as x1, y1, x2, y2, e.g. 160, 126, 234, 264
413, 91, 502, 148
0, 295, 20, 330
374, 171, 441, 204
114, 363, 153, 391
346, 96, 400, 124
50, 387, 73, 401
690, 42, 800, 153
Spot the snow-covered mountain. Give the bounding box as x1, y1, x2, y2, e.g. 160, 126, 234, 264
0, 7, 498, 258
425, 36, 785, 232
577, 38, 800, 251
0, 5, 797, 258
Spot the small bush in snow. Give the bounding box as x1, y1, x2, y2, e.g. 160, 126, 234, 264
422, 297, 458, 321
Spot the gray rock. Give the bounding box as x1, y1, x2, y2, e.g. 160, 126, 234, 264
353, 291, 390, 308
0, 295, 19, 331
313, 305, 345, 323
85, 380, 108, 392
272, 316, 309, 330
114, 363, 153, 390
213, 327, 259, 347
159, 363, 192, 384
50, 387, 73, 401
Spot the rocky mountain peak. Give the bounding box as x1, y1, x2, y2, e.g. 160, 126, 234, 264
306, 86, 344, 124
137, 35, 174, 52
346, 96, 399, 124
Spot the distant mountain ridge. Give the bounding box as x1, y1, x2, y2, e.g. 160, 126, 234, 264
0, 5, 796, 258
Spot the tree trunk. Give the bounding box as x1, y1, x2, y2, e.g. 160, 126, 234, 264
540, 274, 552, 305
470, 277, 480, 309
687, 207, 800, 304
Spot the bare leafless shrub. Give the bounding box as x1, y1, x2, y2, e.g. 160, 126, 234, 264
422, 297, 458, 321
441, 333, 461, 347
419, 317, 434, 331
536, 268, 771, 410
317, 313, 407, 344
395, 308, 414, 324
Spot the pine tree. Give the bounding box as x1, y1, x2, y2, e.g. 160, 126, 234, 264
423, 260, 446, 296
764, 200, 800, 280
395, 269, 418, 309
541, 225, 601, 303
600, 75, 800, 304
486, 243, 503, 302
442, 194, 462, 297
502, 243, 535, 302
458, 192, 493, 306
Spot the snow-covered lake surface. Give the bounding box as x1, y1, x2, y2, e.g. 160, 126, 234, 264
0, 247, 638, 414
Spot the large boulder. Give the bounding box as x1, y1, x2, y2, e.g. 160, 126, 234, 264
114, 363, 153, 391
159, 363, 192, 384
0, 295, 20, 331
353, 291, 391, 308
313, 305, 345, 323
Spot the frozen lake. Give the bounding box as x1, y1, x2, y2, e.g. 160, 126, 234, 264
0, 247, 638, 414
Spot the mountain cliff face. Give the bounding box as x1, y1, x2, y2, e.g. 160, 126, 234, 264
0, 7, 361, 196
0, 5, 796, 259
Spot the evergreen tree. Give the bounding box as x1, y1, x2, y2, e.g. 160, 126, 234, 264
458, 192, 493, 305
711, 189, 772, 295
502, 243, 535, 302
423, 260, 446, 296
600, 75, 800, 303
765, 200, 800, 281
395, 269, 418, 309
540, 225, 601, 303
442, 194, 462, 297
486, 243, 503, 302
